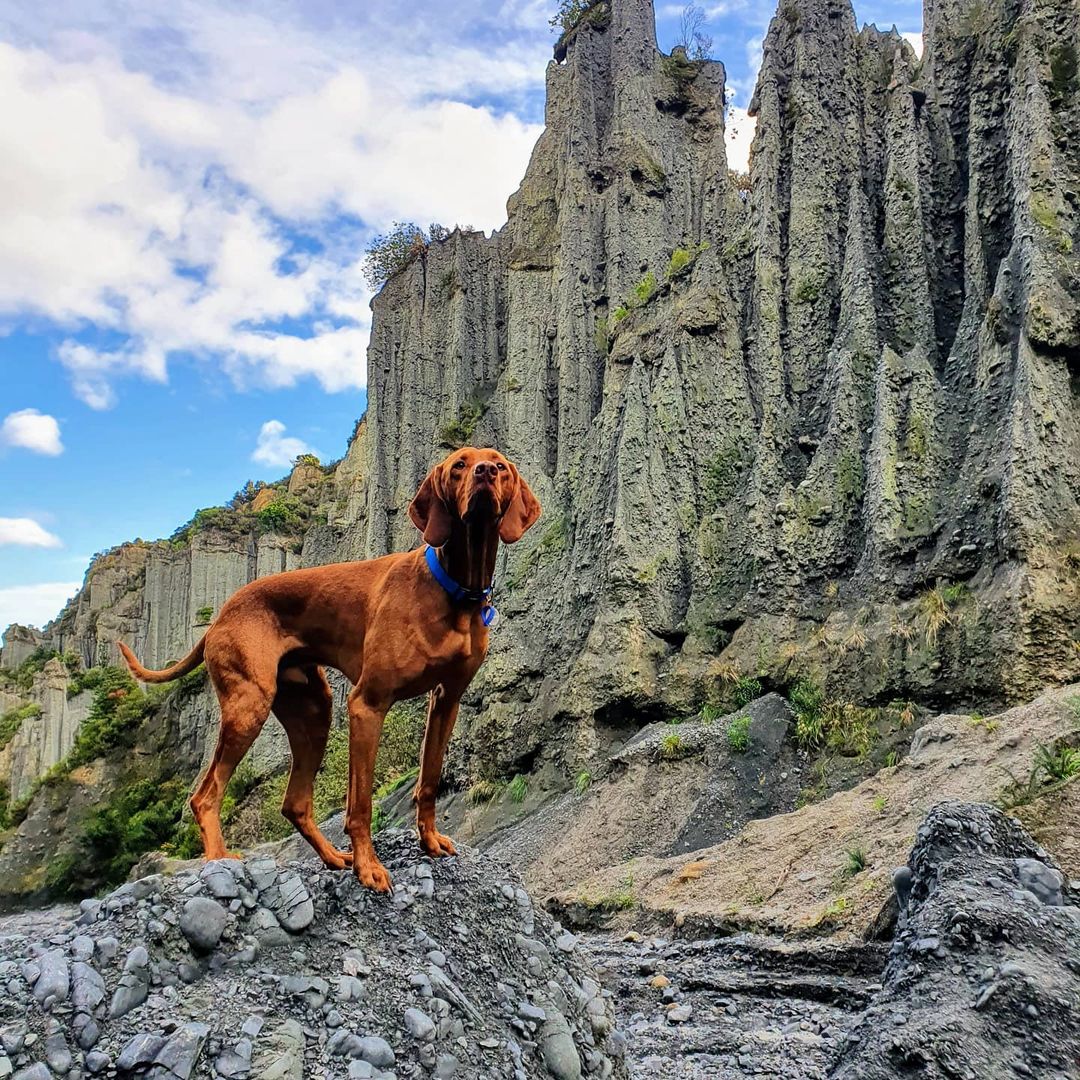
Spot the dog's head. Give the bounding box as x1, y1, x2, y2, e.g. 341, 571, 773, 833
408, 447, 541, 547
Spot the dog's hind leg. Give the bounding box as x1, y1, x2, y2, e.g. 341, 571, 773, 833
275, 668, 353, 871
192, 674, 273, 860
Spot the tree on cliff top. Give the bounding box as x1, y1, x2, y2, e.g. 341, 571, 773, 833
363, 222, 455, 289
676, 4, 713, 61
549, 1, 592, 34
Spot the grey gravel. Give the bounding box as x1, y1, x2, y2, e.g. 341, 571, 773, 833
0, 829, 626, 1079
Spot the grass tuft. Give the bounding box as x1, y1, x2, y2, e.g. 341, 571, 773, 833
843, 846, 868, 878
726, 714, 751, 753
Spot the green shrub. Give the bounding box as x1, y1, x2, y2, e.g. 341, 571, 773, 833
632, 271, 658, 306
66, 668, 170, 769
195, 606, 214, 625
661, 52, 699, 81
0, 702, 42, 751
732, 676, 762, 707
575, 770, 592, 794
508, 774, 528, 804
372, 767, 420, 834
467, 779, 503, 806
789, 677, 826, 745
660, 732, 684, 759
255, 494, 308, 535
700, 702, 723, 725
2, 648, 63, 692
726, 714, 751, 752
666, 248, 693, 279
1035, 743, 1080, 782
257, 697, 426, 843
612, 305, 631, 324
293, 453, 321, 468
74, 777, 190, 894
44, 772, 194, 897
439, 398, 488, 449
589, 874, 636, 912
920, 583, 968, 647
67, 666, 108, 698
665, 243, 708, 281
550, 0, 592, 33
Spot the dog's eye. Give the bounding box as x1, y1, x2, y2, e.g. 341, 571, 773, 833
452, 460, 466, 470
496, 463, 507, 471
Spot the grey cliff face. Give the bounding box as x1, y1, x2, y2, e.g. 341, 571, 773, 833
333, 0, 1080, 778
3, 0, 1078, 792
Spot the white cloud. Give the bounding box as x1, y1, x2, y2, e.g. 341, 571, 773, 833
0, 517, 63, 548
901, 32, 924, 58
0, 581, 80, 631
726, 106, 756, 174
0, 8, 544, 409
1, 408, 63, 455
251, 420, 319, 469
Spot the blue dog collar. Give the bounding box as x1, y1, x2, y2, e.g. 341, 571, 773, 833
424, 546, 498, 627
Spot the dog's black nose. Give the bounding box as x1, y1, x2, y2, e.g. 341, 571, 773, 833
474, 462, 497, 480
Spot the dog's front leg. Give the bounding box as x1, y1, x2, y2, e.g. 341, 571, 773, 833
345, 686, 392, 893
414, 685, 461, 858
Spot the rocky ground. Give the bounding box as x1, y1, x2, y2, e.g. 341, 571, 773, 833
580, 803, 1080, 1078
2, 802, 1079, 1078
580, 934, 883, 1078
0, 832, 628, 1080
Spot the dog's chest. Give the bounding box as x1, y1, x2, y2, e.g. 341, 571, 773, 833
431, 624, 486, 672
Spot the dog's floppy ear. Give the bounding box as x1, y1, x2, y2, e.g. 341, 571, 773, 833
499, 466, 542, 544
409, 466, 453, 546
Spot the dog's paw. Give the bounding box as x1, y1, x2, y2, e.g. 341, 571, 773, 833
321, 848, 353, 871
354, 857, 393, 893
419, 829, 457, 858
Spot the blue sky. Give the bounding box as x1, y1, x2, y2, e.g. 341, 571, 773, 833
0, 0, 921, 631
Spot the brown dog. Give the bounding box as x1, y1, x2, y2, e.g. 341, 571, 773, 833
119, 447, 540, 891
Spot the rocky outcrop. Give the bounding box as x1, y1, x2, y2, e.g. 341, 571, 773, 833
833, 802, 1080, 1078
2, 804, 1075, 1079
1, 659, 92, 801
2, 0, 1078, 864
577, 802, 1079, 1078
322, 0, 1080, 787
0, 832, 628, 1080
0, 625, 44, 670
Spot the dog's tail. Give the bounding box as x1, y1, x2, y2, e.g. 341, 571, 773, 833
118, 637, 206, 684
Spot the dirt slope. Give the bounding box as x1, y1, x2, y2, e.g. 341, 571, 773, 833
549, 686, 1080, 940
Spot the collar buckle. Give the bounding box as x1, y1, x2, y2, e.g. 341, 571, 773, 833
424, 546, 499, 627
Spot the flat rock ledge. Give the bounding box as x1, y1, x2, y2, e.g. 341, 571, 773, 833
0, 831, 628, 1080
